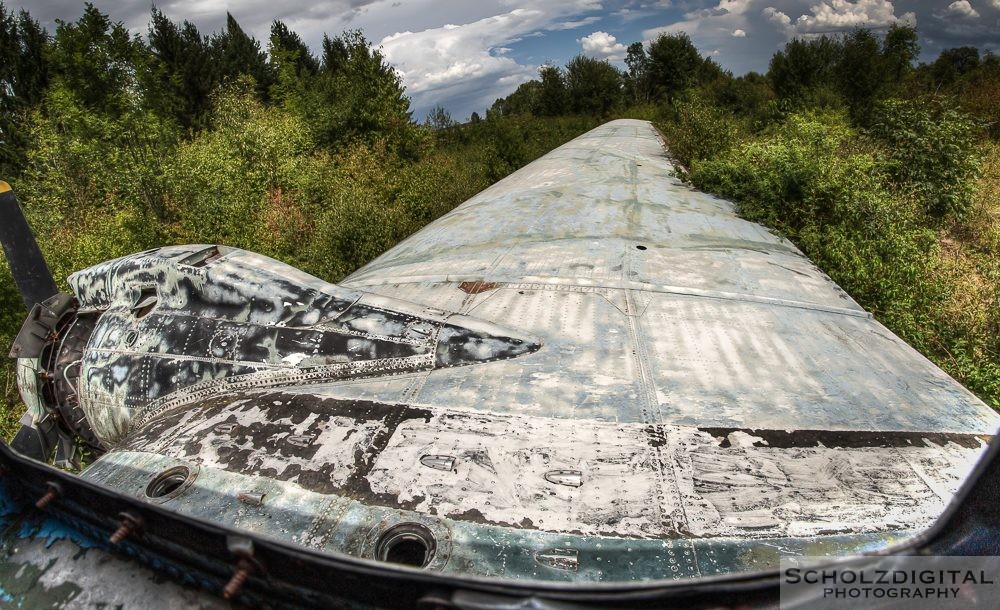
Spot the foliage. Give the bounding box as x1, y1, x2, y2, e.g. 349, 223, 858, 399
564, 55, 623, 115
490, 80, 540, 117
867, 98, 980, 219
657, 95, 746, 168
293, 30, 423, 158
705, 71, 778, 128
21, 84, 173, 275
210, 13, 275, 101
165, 82, 313, 251
0, 5, 48, 176
768, 35, 841, 103
146, 8, 218, 132
0, 262, 24, 441
929, 141, 1000, 402
425, 104, 455, 130
47, 3, 149, 118
766, 25, 920, 124
537, 65, 569, 116
625, 41, 651, 104
930, 47, 982, 87
646, 32, 705, 102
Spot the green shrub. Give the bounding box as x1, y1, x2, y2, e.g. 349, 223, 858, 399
656, 96, 746, 168
867, 98, 980, 219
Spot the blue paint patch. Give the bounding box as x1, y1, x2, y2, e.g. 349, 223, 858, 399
15, 516, 98, 550
1, 476, 98, 551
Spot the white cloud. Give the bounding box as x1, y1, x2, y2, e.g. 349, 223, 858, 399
553, 16, 602, 30
716, 0, 754, 15
578, 31, 628, 59
643, 0, 753, 42
732, 28, 747, 37
379, 2, 605, 119
936, 1, 980, 19
762, 6, 792, 27
793, 0, 912, 33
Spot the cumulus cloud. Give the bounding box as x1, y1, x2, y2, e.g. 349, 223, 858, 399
762, 6, 792, 27
935, 1, 980, 19
792, 0, 913, 33
381, 10, 538, 99
732, 28, 747, 36
379, 2, 606, 119
578, 31, 629, 58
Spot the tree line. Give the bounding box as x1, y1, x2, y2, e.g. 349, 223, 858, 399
486, 26, 996, 134
0, 3, 421, 180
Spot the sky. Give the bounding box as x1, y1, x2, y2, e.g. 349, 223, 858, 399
13, 1, 1000, 121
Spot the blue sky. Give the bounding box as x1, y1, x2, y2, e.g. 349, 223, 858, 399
13, 1, 1000, 121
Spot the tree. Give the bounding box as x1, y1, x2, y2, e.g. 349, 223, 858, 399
931, 47, 981, 87
536, 65, 568, 116
321, 34, 349, 74
425, 104, 455, 130
297, 31, 420, 157
47, 3, 149, 117
469, 111, 481, 124
646, 33, 702, 102
270, 20, 318, 80
210, 13, 275, 101
708, 71, 775, 126
268, 20, 319, 106
147, 8, 218, 131
494, 80, 541, 116
882, 23, 919, 83
767, 35, 841, 102
625, 41, 651, 104
0, 5, 50, 176
836, 29, 886, 124
1, 7, 48, 108
564, 55, 622, 115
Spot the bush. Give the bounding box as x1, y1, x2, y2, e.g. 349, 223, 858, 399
166, 81, 316, 253
656, 96, 746, 168
867, 99, 981, 219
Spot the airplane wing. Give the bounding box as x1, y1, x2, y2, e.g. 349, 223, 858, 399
3, 120, 997, 594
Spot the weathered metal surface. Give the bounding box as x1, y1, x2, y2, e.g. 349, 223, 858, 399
105, 389, 984, 544
78, 447, 918, 582
7, 120, 1000, 588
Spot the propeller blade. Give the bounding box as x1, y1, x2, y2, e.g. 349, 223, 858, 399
0, 181, 58, 311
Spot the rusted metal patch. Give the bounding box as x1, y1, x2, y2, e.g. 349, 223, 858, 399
458, 281, 501, 294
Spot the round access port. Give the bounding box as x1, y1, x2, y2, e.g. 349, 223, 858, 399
145, 466, 191, 499
375, 523, 436, 568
